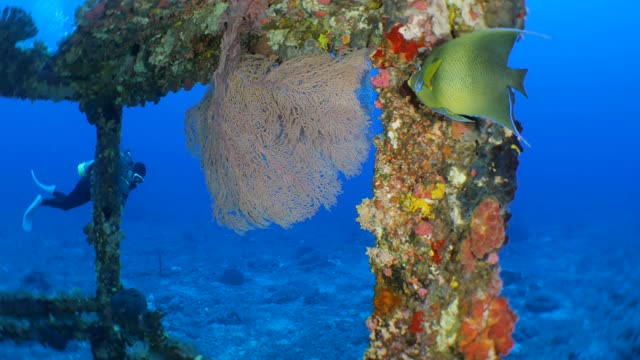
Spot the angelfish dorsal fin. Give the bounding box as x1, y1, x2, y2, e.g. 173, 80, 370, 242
424, 58, 443, 91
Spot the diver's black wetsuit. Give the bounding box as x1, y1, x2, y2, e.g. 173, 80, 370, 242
41, 176, 91, 211
40, 152, 139, 211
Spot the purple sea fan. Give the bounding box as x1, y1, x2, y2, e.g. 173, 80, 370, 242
185, 49, 372, 234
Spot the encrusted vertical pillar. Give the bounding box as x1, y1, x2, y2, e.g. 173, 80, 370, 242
83, 101, 126, 359
357, 1, 526, 358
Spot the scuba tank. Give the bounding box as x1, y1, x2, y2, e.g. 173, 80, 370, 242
77, 160, 95, 177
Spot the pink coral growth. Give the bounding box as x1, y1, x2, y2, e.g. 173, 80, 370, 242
470, 197, 506, 259
371, 69, 390, 88
417, 288, 428, 298
459, 294, 517, 359
414, 220, 433, 238
487, 252, 499, 265
409, 0, 428, 10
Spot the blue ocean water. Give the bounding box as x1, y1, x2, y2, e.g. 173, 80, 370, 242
0, 1, 638, 359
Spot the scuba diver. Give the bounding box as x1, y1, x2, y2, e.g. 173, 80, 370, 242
22, 150, 147, 232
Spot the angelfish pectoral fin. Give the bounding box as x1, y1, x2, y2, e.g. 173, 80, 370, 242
424, 58, 443, 91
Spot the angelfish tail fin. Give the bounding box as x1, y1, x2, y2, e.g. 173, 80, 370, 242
508, 88, 531, 148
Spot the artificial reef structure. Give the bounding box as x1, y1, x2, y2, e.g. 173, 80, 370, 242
0, 0, 527, 359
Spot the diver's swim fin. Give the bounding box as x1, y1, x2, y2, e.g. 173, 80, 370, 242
23, 194, 42, 233
31, 169, 56, 194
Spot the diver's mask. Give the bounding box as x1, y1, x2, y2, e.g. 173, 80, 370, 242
132, 172, 144, 184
